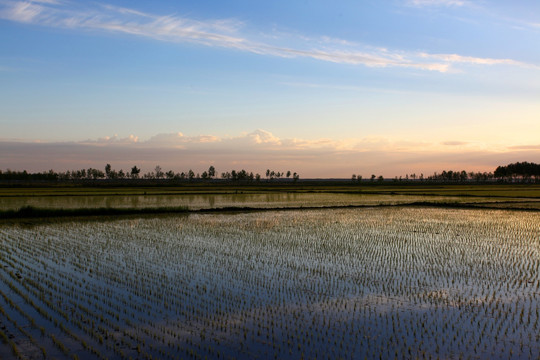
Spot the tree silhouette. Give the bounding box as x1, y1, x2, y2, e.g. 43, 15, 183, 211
105, 164, 112, 179
130, 166, 140, 179
154, 166, 164, 179
208, 166, 216, 179
494, 162, 540, 182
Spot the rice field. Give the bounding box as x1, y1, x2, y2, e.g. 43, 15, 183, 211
0, 207, 538, 359
0, 192, 462, 211
2, 192, 538, 213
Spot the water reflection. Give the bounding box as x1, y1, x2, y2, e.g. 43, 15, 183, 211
1, 192, 464, 211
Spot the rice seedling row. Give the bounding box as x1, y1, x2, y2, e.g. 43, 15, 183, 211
0, 207, 538, 359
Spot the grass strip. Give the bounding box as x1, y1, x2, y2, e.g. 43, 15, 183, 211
1, 201, 539, 221
0, 205, 189, 219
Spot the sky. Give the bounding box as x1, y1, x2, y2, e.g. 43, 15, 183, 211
1, 0, 539, 178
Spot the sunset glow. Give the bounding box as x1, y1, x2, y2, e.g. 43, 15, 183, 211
1, 0, 539, 177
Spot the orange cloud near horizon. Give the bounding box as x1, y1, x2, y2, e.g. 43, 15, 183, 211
1, 130, 538, 178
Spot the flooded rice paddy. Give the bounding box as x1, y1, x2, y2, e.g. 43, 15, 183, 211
0, 192, 530, 212
0, 207, 538, 359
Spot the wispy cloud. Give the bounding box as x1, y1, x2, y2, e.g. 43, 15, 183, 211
407, 0, 540, 33
508, 144, 540, 150
498, 17, 540, 33
407, 0, 468, 7
442, 141, 469, 146
31, 0, 62, 4
420, 52, 528, 66
0, 0, 534, 72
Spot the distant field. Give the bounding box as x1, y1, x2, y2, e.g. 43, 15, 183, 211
1, 183, 539, 197
363, 184, 540, 198
1, 183, 539, 218
1, 183, 539, 358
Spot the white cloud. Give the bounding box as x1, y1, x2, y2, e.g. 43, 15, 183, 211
243, 129, 281, 145
83, 134, 139, 145
0, 0, 534, 72
420, 52, 537, 68
145, 132, 219, 147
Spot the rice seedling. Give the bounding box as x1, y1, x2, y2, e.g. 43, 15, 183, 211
0, 207, 538, 359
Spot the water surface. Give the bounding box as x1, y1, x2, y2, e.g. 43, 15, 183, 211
0, 207, 538, 359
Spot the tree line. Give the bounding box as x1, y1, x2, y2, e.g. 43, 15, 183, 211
1, 161, 538, 183
350, 161, 539, 183
423, 162, 539, 183
429, 162, 538, 183
494, 162, 540, 182
0, 164, 300, 183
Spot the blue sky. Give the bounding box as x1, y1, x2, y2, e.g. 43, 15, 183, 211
1, 0, 539, 177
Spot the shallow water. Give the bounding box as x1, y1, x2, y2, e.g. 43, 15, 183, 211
0, 192, 501, 211
0, 207, 538, 359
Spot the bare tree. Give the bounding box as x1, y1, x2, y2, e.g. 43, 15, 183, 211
155, 165, 164, 179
